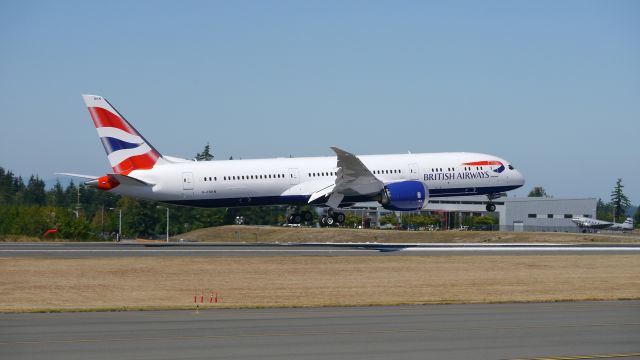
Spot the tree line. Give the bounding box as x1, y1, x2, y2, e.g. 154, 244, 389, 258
0, 166, 289, 240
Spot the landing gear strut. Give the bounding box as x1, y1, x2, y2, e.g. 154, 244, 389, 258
485, 193, 500, 212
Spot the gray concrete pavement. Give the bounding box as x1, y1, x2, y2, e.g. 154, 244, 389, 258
1, 242, 640, 257
1, 301, 639, 360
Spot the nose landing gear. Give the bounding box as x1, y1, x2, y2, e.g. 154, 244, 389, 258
485, 193, 504, 212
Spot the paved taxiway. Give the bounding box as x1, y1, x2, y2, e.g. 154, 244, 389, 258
1, 301, 639, 360
1, 242, 639, 257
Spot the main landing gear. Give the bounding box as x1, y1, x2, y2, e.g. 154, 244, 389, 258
320, 211, 345, 227
285, 207, 346, 226
286, 210, 313, 225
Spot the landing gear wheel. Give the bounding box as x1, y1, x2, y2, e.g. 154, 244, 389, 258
334, 212, 346, 224
320, 216, 328, 226
326, 216, 335, 226
486, 203, 496, 212
288, 214, 302, 224
302, 211, 313, 222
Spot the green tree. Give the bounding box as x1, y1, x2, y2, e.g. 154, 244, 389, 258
527, 186, 548, 197
610, 178, 631, 222
195, 143, 214, 161
47, 179, 66, 207
596, 198, 613, 221
379, 213, 398, 226
634, 206, 640, 228
343, 213, 362, 228
23, 175, 46, 205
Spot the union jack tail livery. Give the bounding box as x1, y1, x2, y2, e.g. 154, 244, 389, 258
82, 95, 162, 175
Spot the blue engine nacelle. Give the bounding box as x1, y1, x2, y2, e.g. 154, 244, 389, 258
379, 181, 428, 211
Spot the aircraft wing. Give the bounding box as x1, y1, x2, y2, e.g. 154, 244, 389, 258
308, 147, 384, 208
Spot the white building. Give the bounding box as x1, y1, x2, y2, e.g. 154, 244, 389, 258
345, 196, 597, 232
426, 196, 596, 232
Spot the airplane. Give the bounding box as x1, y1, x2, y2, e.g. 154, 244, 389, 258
59, 95, 525, 226
609, 218, 634, 231
571, 216, 634, 232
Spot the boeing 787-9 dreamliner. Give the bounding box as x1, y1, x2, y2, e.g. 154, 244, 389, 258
60, 95, 525, 225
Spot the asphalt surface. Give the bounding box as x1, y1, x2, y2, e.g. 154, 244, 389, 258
1, 301, 639, 360
1, 242, 640, 257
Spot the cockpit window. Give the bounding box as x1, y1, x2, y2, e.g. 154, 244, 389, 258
508, 165, 515, 170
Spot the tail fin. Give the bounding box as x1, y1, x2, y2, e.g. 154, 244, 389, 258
624, 218, 633, 225
82, 95, 162, 174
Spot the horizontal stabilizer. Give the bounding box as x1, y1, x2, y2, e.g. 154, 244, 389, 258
109, 173, 152, 186
55, 172, 100, 180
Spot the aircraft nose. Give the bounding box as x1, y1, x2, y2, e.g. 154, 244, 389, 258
513, 170, 525, 187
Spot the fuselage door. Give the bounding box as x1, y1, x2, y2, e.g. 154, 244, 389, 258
408, 163, 419, 180
182, 172, 194, 190
288, 168, 299, 185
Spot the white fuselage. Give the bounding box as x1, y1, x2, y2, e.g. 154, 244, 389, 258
114, 152, 525, 208
571, 216, 634, 231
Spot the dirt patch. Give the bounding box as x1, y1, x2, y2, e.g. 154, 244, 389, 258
1, 255, 638, 312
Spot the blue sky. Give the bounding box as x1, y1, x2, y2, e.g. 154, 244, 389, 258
1, 1, 638, 204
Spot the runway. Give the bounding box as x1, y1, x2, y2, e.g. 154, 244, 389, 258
1, 242, 639, 257
1, 301, 638, 360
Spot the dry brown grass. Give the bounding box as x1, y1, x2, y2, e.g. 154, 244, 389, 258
178, 225, 640, 244
1, 255, 639, 312
3, 226, 638, 244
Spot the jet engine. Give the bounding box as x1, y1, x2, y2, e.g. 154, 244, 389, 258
379, 180, 428, 211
